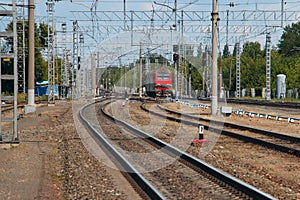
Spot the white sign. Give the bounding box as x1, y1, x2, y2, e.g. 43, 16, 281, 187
199, 125, 204, 134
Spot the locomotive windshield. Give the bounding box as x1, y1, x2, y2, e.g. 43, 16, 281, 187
156, 74, 170, 80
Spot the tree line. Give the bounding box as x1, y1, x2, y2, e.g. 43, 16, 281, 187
221, 26, 300, 93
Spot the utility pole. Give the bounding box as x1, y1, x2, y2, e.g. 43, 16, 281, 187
211, 0, 219, 115
25, 0, 36, 113
133, 63, 136, 91
226, 10, 229, 47
174, 0, 177, 31
281, 0, 284, 27
189, 70, 192, 97
124, 64, 126, 93
219, 51, 223, 98
96, 51, 100, 96
229, 57, 232, 91
123, 0, 126, 30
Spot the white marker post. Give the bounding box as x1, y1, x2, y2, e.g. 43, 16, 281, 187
199, 125, 204, 140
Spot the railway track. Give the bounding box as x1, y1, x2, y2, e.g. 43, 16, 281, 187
79, 99, 275, 199
197, 98, 300, 109
179, 98, 300, 123
141, 103, 300, 157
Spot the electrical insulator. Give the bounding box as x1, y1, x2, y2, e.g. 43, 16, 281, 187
229, 2, 235, 7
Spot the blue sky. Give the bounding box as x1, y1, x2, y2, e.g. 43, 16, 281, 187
1, 1, 298, 23
30, 0, 300, 18
24, 0, 298, 56
0, 1, 298, 69
1, 0, 299, 54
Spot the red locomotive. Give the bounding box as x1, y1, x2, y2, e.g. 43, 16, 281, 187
144, 67, 173, 97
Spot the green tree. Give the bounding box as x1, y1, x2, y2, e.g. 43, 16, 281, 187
243, 42, 262, 59
222, 44, 230, 58
276, 56, 300, 89
221, 59, 236, 92
5, 21, 49, 86
278, 22, 300, 56
276, 22, 300, 90
232, 42, 239, 56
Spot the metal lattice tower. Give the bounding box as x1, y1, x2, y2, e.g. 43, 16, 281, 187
91, 53, 96, 96
203, 40, 211, 96
17, 0, 25, 93
79, 33, 84, 97
86, 57, 91, 95
265, 33, 271, 100
96, 52, 100, 95
0, 1, 18, 142
47, 0, 55, 104
60, 22, 67, 99
235, 42, 241, 98
72, 20, 79, 99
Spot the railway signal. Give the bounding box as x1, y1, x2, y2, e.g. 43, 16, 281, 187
173, 53, 179, 62
78, 56, 81, 70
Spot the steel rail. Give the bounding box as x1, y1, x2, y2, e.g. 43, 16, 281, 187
183, 98, 300, 123
144, 104, 300, 157
227, 98, 300, 109
99, 101, 275, 199
157, 104, 300, 143
79, 100, 166, 200
197, 98, 300, 109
